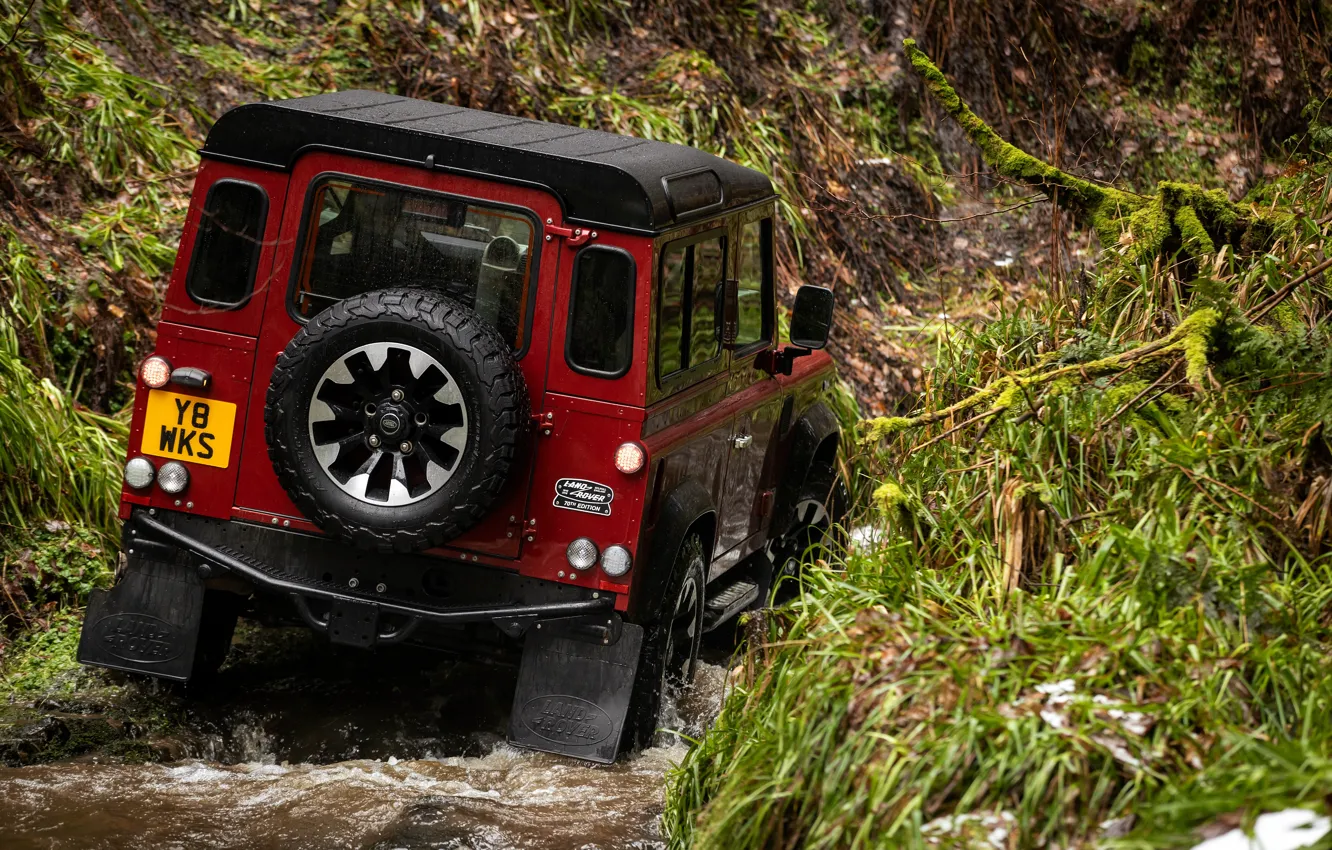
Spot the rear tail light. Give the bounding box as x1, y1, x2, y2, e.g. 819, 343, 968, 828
139, 355, 172, 389
600, 545, 632, 577
614, 442, 645, 474
157, 461, 190, 494
124, 457, 155, 489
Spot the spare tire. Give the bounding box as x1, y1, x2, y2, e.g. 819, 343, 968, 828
264, 288, 527, 552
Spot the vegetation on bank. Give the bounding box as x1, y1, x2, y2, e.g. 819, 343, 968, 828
665, 46, 1332, 850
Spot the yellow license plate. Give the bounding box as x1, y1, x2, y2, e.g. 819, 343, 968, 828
140, 390, 237, 469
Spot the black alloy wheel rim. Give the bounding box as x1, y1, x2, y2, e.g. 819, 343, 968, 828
307, 341, 469, 506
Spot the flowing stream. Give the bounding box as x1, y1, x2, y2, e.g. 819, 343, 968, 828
0, 629, 729, 849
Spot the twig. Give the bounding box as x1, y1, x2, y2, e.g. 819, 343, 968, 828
913, 407, 1002, 453
1165, 461, 1286, 522
1247, 256, 1332, 322
1, 0, 38, 52
1106, 365, 1180, 425
969, 407, 1005, 447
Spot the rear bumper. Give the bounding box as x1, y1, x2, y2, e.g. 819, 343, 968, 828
130, 511, 613, 636
97, 508, 619, 661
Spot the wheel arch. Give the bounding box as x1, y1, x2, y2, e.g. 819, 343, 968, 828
628, 478, 715, 624
770, 402, 841, 539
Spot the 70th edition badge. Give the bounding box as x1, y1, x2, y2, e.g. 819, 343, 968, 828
553, 478, 614, 516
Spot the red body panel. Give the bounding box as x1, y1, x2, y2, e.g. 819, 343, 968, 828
119, 323, 258, 518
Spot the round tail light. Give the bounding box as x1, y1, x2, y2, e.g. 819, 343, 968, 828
124, 457, 155, 489
566, 537, 599, 571
600, 545, 632, 577
613, 442, 646, 474
139, 355, 172, 389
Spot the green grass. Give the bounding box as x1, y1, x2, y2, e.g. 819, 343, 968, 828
0, 315, 126, 539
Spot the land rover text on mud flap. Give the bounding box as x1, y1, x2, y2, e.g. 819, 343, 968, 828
77, 90, 844, 763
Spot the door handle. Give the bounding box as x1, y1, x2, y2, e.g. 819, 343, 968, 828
732, 434, 753, 450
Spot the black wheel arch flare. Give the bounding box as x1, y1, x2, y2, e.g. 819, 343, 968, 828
770, 402, 841, 541
628, 478, 715, 624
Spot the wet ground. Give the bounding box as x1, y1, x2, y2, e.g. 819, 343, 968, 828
0, 627, 729, 849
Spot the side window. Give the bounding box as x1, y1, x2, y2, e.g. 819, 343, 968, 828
656, 231, 725, 380
567, 247, 635, 377
291, 177, 537, 351
658, 243, 688, 375
185, 180, 268, 309
735, 218, 771, 348
690, 237, 724, 365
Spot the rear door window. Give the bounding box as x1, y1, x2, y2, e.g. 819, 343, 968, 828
656, 230, 725, 380
291, 176, 537, 351
186, 180, 268, 309
567, 247, 635, 377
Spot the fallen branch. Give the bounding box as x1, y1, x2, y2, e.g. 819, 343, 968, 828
902, 39, 1274, 267
861, 309, 1220, 444
1246, 255, 1332, 323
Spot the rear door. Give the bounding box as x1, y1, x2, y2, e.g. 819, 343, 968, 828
124, 161, 286, 521
231, 153, 565, 559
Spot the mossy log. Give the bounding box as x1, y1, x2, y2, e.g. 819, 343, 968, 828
903, 39, 1273, 265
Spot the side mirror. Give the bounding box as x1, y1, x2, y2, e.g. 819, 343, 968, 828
790, 285, 834, 350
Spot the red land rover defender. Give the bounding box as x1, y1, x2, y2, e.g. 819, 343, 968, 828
77, 90, 843, 763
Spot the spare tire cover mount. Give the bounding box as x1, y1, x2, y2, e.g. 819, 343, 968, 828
265, 288, 528, 553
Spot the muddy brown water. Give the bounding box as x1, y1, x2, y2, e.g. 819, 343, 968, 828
0, 629, 729, 849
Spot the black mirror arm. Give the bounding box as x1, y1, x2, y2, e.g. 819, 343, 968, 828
756, 345, 812, 377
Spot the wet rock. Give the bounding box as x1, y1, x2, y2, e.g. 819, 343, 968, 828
0, 714, 69, 766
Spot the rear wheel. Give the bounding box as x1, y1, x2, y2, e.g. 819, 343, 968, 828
186, 590, 242, 689
622, 535, 706, 752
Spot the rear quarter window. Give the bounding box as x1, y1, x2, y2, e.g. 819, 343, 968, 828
656, 230, 725, 381
185, 180, 268, 309
566, 246, 635, 377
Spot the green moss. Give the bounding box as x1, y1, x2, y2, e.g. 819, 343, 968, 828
1173, 204, 1216, 256
1, 611, 84, 696
1169, 307, 1222, 387
859, 416, 911, 444
1127, 38, 1163, 88
873, 481, 911, 511
989, 379, 1020, 411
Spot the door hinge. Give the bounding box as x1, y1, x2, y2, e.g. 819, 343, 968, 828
531, 411, 554, 436
544, 219, 596, 246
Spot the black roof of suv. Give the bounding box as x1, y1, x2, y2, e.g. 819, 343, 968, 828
202, 90, 776, 233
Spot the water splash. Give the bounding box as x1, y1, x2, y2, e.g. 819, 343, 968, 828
0, 658, 729, 850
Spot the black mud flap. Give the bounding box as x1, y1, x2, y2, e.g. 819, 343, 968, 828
77, 557, 205, 682
507, 622, 644, 764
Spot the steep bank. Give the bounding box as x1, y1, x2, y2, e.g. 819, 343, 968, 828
664, 42, 1332, 849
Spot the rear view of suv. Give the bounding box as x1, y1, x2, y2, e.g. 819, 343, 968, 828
79, 90, 844, 763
